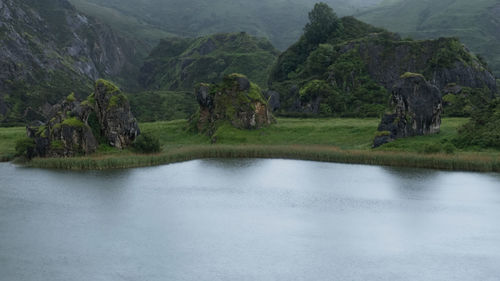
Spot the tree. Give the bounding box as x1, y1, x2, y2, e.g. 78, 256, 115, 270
304, 3, 342, 45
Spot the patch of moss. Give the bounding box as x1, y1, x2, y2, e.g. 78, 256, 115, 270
108, 93, 128, 109
81, 93, 96, 107
61, 117, 85, 128
375, 130, 391, 137
96, 79, 120, 94
400, 72, 424, 79
50, 140, 64, 150
66, 92, 76, 102
36, 126, 48, 137
247, 82, 266, 104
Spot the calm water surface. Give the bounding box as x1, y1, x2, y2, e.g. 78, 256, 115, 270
1, 159, 500, 281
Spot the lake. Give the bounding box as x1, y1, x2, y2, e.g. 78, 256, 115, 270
1, 159, 500, 281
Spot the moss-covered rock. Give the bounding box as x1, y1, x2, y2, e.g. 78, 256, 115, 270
192, 74, 275, 137
373, 75, 443, 147
24, 79, 139, 158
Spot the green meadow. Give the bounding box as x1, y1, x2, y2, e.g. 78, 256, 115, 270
1, 118, 499, 172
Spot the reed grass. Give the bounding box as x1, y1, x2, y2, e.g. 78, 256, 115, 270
27, 144, 500, 172
3, 118, 500, 172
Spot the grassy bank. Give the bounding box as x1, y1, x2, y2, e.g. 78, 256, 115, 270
0, 126, 25, 162
2, 118, 500, 172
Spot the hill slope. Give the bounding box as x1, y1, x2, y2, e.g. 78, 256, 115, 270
0, 0, 141, 125
357, 0, 500, 76
139, 32, 280, 90
269, 5, 497, 117
68, 0, 384, 50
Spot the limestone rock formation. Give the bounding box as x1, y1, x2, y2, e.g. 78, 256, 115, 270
94, 80, 140, 149
264, 90, 281, 112
373, 74, 442, 147
193, 74, 274, 137
25, 80, 139, 158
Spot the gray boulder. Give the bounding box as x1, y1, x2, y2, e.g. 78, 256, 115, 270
373, 74, 442, 147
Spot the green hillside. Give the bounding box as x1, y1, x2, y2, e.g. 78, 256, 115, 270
269, 3, 497, 117
357, 0, 500, 76
68, 0, 384, 50
140, 32, 280, 90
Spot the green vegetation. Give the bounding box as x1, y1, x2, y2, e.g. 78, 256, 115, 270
132, 133, 161, 154
127, 91, 198, 122
442, 87, 492, 117
139, 32, 279, 91
68, 0, 380, 51
269, 4, 494, 118
108, 94, 128, 109
96, 79, 120, 94
0, 0, 140, 126
2, 117, 500, 172
455, 99, 500, 149
304, 3, 343, 45
269, 12, 397, 117
60, 117, 85, 128
400, 72, 424, 79
0, 127, 26, 161
358, 0, 500, 76
66, 92, 76, 102
14, 137, 35, 159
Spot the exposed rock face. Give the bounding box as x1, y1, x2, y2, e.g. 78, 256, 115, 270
353, 38, 497, 94
193, 74, 274, 137
264, 90, 281, 112
0, 0, 140, 124
94, 80, 140, 149
26, 97, 98, 157
26, 80, 139, 158
373, 74, 442, 147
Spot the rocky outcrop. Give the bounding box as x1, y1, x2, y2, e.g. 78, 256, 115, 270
25, 80, 139, 158
94, 80, 140, 149
373, 74, 442, 147
268, 16, 497, 116
193, 74, 274, 137
264, 90, 281, 112
351, 37, 498, 94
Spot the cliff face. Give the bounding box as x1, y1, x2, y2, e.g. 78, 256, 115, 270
0, 0, 139, 124
268, 17, 497, 117
373, 74, 443, 147
352, 37, 497, 93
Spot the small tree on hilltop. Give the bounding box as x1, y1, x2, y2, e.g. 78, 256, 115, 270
304, 2, 342, 45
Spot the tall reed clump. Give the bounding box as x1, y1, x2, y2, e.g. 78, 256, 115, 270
27, 145, 500, 172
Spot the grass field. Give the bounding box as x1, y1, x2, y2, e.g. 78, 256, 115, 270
1, 118, 500, 171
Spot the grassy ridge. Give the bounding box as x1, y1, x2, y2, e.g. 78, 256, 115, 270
2, 118, 500, 171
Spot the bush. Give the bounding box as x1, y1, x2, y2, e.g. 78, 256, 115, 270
443, 142, 456, 154
421, 143, 442, 154
132, 133, 161, 154
15, 137, 35, 159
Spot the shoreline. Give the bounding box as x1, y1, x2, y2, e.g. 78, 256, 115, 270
19, 145, 500, 173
